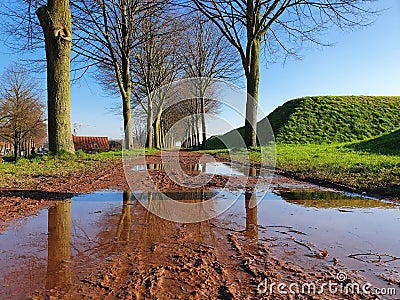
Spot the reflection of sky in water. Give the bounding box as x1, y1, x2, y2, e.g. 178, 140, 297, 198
249, 191, 400, 255
224, 190, 400, 290
131, 164, 147, 171
202, 162, 245, 176
0, 189, 399, 298
132, 162, 246, 177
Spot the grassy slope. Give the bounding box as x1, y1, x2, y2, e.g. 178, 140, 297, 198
275, 143, 400, 197
208, 96, 400, 148
269, 96, 400, 143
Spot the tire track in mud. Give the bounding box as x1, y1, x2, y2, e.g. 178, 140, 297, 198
74, 224, 252, 299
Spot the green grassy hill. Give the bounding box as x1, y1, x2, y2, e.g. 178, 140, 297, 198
207, 96, 400, 148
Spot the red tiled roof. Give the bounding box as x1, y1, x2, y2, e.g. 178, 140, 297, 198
0, 141, 11, 147
72, 136, 109, 152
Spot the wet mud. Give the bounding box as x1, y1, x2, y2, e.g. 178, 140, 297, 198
0, 151, 398, 299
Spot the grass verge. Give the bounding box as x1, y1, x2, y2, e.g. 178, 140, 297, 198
205, 144, 400, 199
0, 148, 157, 190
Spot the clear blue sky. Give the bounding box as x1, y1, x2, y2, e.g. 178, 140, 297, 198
0, 0, 399, 139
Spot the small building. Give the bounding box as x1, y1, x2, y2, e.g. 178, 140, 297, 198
72, 136, 109, 153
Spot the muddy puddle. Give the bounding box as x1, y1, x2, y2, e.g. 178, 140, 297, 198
0, 164, 399, 298
243, 189, 400, 289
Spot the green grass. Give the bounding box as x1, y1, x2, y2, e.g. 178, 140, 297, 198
0, 148, 158, 190
268, 96, 400, 144
278, 191, 396, 208
275, 144, 400, 196
207, 142, 400, 198
207, 96, 400, 148
204, 95, 400, 197
346, 129, 400, 156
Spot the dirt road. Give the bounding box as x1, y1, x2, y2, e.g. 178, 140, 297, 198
1, 151, 379, 299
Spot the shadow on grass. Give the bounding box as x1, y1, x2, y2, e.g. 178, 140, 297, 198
346, 129, 400, 156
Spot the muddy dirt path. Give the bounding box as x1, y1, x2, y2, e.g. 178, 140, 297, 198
0, 151, 383, 299
0, 151, 292, 226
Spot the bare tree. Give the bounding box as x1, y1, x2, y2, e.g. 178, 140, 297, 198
190, 0, 377, 147
182, 14, 240, 148
0, 66, 46, 160
70, 0, 160, 149
131, 108, 147, 147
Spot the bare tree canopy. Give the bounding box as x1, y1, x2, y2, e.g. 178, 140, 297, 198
0, 65, 46, 160
188, 0, 378, 147
182, 14, 240, 80
70, 0, 173, 149
70, 0, 144, 149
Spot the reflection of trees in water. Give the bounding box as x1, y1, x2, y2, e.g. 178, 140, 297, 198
0, 200, 72, 298
244, 167, 258, 241
143, 191, 178, 247
86, 190, 218, 255
115, 192, 132, 242
70, 186, 258, 273
245, 191, 258, 241
279, 190, 395, 209
46, 200, 72, 291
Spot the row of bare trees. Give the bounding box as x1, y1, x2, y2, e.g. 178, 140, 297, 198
0, 66, 46, 159
1, 0, 376, 152
71, 1, 239, 149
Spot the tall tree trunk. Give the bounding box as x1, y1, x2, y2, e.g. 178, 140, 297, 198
200, 97, 207, 149
154, 107, 162, 149
146, 102, 153, 148
244, 38, 260, 148
121, 3, 133, 150
37, 1, 75, 154
195, 111, 200, 148
161, 120, 166, 148
189, 123, 193, 148
190, 114, 196, 147
122, 93, 133, 149
13, 137, 20, 160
